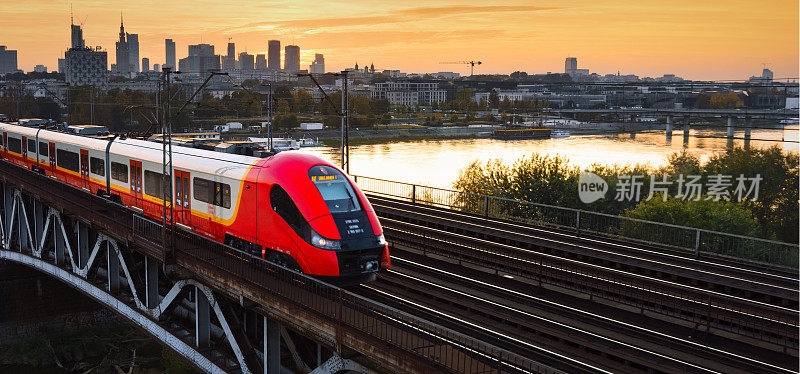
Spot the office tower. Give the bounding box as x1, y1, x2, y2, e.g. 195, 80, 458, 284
565, 57, 577, 74
255, 54, 267, 70
66, 48, 107, 86
58, 58, 66, 74
223, 42, 236, 70
238, 52, 254, 70
127, 33, 139, 73
142, 57, 149, 72
153, 63, 160, 72
179, 44, 220, 74
284, 45, 300, 73
0, 46, 18, 74
71, 24, 84, 49
267, 40, 280, 70
165, 39, 175, 70
309, 53, 324, 74
115, 16, 130, 74
34, 65, 47, 73
65, 23, 107, 86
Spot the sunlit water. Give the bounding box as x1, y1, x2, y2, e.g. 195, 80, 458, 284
297, 126, 799, 189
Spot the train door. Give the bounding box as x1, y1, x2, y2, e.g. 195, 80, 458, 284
48, 142, 56, 174
2, 132, 7, 158
79, 149, 90, 190
130, 160, 143, 207
21, 136, 27, 163
174, 170, 191, 227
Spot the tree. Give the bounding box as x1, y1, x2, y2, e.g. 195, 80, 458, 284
709, 92, 744, 109
623, 196, 760, 237
274, 113, 299, 129
320, 91, 341, 116
372, 99, 390, 115
702, 146, 798, 242
276, 99, 291, 115
454, 88, 474, 112
695, 93, 710, 109
489, 90, 500, 109
292, 89, 315, 113
351, 96, 371, 116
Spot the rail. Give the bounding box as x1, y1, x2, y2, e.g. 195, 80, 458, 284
353, 175, 799, 269
162, 221, 566, 374
0, 160, 563, 374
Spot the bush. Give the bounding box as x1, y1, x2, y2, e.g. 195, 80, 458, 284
622, 195, 760, 237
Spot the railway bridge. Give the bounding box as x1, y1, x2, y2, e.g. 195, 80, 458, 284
1, 159, 798, 373
0, 159, 547, 373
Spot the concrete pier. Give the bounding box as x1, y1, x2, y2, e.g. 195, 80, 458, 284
665, 115, 673, 145
683, 118, 690, 147
727, 116, 735, 148
744, 118, 752, 149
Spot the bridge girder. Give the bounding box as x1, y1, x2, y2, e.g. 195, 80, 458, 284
0, 182, 358, 374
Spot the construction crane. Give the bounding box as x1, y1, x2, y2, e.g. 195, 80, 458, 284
440, 61, 482, 76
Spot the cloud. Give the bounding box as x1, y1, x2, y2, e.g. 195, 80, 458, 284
218, 5, 560, 34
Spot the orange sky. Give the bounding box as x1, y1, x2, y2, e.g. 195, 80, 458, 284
2, 0, 798, 80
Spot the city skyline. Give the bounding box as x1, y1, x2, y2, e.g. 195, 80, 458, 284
2, 0, 798, 80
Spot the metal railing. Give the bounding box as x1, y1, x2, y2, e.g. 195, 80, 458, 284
353, 175, 799, 269
161, 220, 566, 374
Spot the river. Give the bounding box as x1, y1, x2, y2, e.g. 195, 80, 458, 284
297, 126, 799, 189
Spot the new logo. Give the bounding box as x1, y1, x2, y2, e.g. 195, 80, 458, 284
578, 172, 608, 203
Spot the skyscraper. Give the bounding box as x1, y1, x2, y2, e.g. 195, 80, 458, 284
267, 40, 280, 70
284, 45, 300, 73
179, 44, 220, 74
142, 57, 150, 72
0, 46, 18, 75
223, 42, 236, 70
71, 24, 84, 49
127, 33, 139, 73
238, 52, 254, 70
165, 39, 176, 70
115, 16, 130, 75
309, 53, 324, 74
565, 57, 577, 74
255, 54, 267, 70
65, 23, 107, 87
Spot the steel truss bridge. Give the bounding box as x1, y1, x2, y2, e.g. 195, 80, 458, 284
0, 160, 548, 374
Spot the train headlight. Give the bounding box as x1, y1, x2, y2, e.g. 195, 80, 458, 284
377, 234, 387, 246
311, 230, 341, 250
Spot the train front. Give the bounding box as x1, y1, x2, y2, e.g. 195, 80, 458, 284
263, 153, 390, 284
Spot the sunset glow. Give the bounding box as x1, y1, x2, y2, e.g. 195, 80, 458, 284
3, 0, 798, 80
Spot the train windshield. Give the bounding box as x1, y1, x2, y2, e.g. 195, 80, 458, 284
308, 165, 361, 213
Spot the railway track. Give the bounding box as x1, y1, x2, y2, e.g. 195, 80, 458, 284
367, 195, 798, 305
367, 196, 798, 352
356, 252, 795, 373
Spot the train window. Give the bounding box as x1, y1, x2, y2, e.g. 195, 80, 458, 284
56, 149, 79, 172
7, 137, 21, 154
194, 177, 231, 209
144, 170, 170, 200
38, 142, 48, 156
307, 165, 361, 213
111, 162, 128, 183
90, 157, 104, 176
27, 139, 36, 153
270, 185, 310, 237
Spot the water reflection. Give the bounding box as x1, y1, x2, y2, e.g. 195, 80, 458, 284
298, 126, 798, 189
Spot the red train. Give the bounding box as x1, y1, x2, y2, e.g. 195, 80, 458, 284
0, 123, 390, 283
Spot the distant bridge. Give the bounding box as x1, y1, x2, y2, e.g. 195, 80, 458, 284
556, 107, 797, 119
